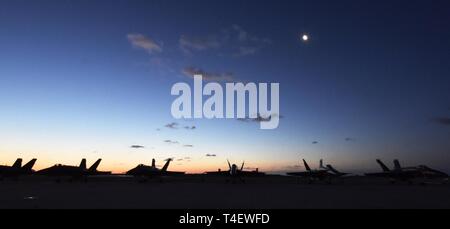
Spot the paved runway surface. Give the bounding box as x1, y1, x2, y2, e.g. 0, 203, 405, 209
1, 176, 449, 209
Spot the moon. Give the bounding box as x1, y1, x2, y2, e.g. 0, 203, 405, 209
302, 34, 309, 42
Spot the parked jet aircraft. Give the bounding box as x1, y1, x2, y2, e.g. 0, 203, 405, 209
366, 159, 448, 183
318, 159, 349, 177
37, 159, 109, 181
126, 158, 185, 178
365, 159, 422, 183
204, 160, 266, 178
0, 158, 37, 179
286, 159, 348, 183
415, 165, 448, 179
394, 160, 448, 179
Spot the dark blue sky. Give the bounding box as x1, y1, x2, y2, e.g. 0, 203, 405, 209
0, 0, 449, 173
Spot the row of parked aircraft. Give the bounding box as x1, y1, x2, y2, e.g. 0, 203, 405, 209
0, 157, 448, 184
287, 159, 448, 184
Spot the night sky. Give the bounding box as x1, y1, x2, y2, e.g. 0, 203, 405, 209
1, 0, 449, 173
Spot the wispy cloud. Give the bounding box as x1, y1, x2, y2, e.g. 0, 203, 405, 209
179, 35, 221, 54
432, 117, 450, 126
286, 165, 302, 170
237, 113, 282, 123
236, 46, 259, 56
127, 34, 162, 54
165, 122, 179, 129
228, 25, 272, 56
182, 67, 234, 82
130, 145, 145, 149
179, 25, 270, 57
164, 140, 179, 144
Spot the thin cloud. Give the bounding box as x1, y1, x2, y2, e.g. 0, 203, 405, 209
179, 35, 221, 54
179, 25, 270, 57
127, 33, 162, 54
165, 122, 179, 129
433, 117, 450, 126
286, 165, 302, 169
237, 113, 282, 123
182, 67, 234, 82
164, 140, 179, 144
130, 145, 145, 149
237, 46, 259, 56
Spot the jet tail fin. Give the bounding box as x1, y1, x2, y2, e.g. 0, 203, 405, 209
152, 159, 156, 168
22, 159, 37, 171
320, 159, 326, 169
80, 159, 87, 170
393, 159, 402, 171
12, 159, 23, 169
241, 161, 245, 171
376, 159, 390, 172
88, 159, 102, 172
227, 160, 232, 170
161, 159, 172, 172
303, 159, 311, 171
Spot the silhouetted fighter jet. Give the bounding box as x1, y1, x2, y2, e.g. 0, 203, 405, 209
415, 165, 448, 179
318, 159, 349, 177
37, 159, 109, 181
126, 158, 185, 177
0, 158, 37, 179
205, 160, 265, 177
286, 159, 347, 183
393, 160, 448, 179
365, 159, 448, 183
